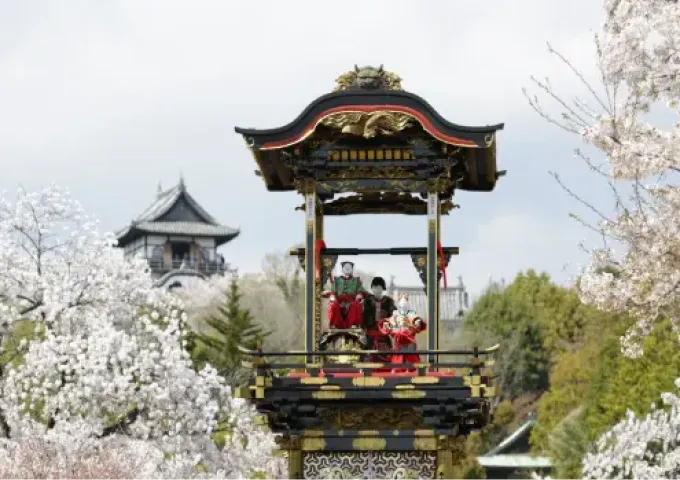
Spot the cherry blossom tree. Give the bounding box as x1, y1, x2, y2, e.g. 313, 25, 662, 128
527, 0, 680, 355
581, 381, 680, 479
0, 185, 284, 478
526, 0, 680, 477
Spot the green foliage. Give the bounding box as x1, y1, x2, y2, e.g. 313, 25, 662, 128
474, 400, 517, 454
456, 401, 516, 479
526, 283, 680, 478
451, 455, 487, 480
544, 407, 589, 479
186, 275, 270, 385
463, 269, 640, 477
530, 343, 602, 452
464, 271, 556, 399
583, 319, 680, 439
531, 315, 680, 478
0, 320, 44, 368
464, 270, 625, 404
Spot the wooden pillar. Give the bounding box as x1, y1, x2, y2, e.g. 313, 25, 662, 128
436, 194, 442, 359
436, 450, 453, 479
304, 189, 317, 362
288, 436, 303, 479
426, 189, 439, 363
436, 435, 465, 479
314, 199, 324, 356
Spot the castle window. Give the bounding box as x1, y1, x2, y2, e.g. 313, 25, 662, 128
171, 242, 190, 261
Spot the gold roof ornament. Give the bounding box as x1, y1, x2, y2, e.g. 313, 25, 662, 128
320, 111, 414, 138
333, 64, 403, 92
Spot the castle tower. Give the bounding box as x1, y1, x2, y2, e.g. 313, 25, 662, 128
115, 178, 240, 289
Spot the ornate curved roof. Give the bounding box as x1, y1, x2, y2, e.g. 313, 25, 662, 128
234, 66, 505, 193
236, 90, 503, 151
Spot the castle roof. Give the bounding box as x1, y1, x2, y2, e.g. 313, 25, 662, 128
116, 178, 240, 247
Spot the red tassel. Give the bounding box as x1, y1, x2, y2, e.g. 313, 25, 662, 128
315, 239, 326, 281
437, 241, 448, 288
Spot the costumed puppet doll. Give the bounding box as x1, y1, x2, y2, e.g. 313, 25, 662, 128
324, 261, 369, 329
362, 276, 396, 349
379, 293, 426, 372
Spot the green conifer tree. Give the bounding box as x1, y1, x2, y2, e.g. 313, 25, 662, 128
186, 274, 269, 386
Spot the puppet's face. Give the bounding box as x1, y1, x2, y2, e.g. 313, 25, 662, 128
397, 296, 410, 313
371, 284, 384, 298
342, 263, 354, 276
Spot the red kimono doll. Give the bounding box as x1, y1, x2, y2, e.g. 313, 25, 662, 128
324, 261, 369, 329
378, 293, 426, 372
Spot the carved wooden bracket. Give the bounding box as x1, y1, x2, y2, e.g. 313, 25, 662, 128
298, 253, 338, 282
410, 252, 454, 287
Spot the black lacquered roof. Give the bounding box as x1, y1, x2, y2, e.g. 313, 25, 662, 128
235, 90, 503, 151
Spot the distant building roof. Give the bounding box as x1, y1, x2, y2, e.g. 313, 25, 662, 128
116, 178, 240, 247
129, 221, 238, 237
477, 415, 553, 471
486, 417, 536, 456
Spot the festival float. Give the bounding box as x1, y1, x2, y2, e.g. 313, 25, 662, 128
234, 65, 503, 479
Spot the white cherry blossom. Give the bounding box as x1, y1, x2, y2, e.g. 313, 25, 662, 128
529, 0, 680, 477
0, 185, 284, 478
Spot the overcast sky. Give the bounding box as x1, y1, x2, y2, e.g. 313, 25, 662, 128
0, 1, 611, 296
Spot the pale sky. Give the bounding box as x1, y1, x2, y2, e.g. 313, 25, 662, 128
0, 0, 611, 296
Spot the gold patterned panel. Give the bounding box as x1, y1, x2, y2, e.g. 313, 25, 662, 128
325, 335, 364, 364
352, 438, 387, 450
351, 377, 386, 387
233, 387, 249, 398
353, 362, 384, 369
323, 166, 417, 180
411, 376, 440, 384
301, 377, 328, 385
302, 437, 326, 451
327, 149, 415, 162
316, 179, 426, 194
413, 437, 437, 451
392, 390, 426, 399
313, 391, 346, 400
317, 407, 425, 430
